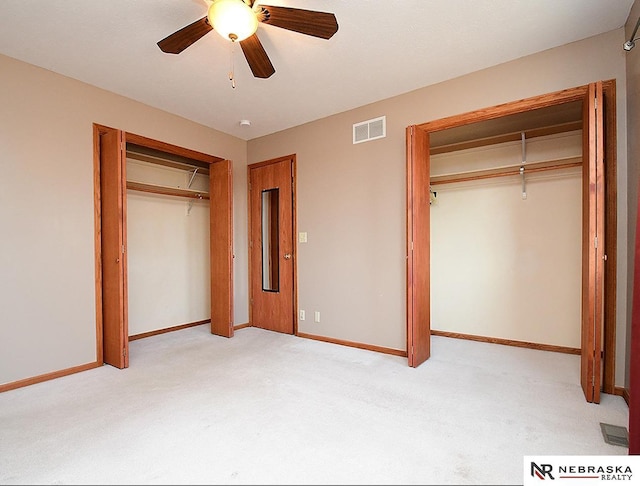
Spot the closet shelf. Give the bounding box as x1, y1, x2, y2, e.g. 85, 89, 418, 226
430, 155, 582, 186
127, 149, 211, 176
127, 181, 210, 200
429, 121, 582, 156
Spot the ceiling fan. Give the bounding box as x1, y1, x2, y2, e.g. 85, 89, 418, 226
157, 0, 339, 79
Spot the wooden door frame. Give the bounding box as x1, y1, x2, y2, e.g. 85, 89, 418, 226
247, 154, 298, 335
93, 125, 234, 367
406, 81, 617, 396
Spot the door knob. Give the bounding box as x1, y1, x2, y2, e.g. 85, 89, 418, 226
284, 253, 292, 260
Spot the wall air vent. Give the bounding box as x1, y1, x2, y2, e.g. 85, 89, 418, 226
353, 116, 386, 144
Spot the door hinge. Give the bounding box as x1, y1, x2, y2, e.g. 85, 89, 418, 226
594, 236, 598, 249
123, 348, 126, 357
122, 245, 126, 254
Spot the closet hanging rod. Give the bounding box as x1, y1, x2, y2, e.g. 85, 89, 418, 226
126, 181, 210, 200
430, 156, 582, 186
623, 16, 640, 51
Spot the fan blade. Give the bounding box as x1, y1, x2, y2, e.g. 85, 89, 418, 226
259, 5, 338, 39
157, 17, 212, 54
240, 34, 275, 78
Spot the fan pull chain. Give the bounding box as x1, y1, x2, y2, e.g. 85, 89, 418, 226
228, 43, 236, 89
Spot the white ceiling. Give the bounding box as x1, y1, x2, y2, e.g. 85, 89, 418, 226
0, 0, 634, 140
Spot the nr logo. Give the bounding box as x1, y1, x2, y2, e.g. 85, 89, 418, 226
531, 462, 555, 480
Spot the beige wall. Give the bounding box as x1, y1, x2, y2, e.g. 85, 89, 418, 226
126, 160, 211, 336
248, 28, 630, 384
0, 53, 247, 385
626, 0, 640, 388
431, 132, 583, 348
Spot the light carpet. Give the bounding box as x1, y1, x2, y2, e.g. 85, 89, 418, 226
0, 325, 629, 485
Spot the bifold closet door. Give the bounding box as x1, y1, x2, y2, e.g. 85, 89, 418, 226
580, 81, 605, 404
406, 125, 431, 367
209, 159, 234, 337
406, 81, 612, 403
99, 126, 129, 368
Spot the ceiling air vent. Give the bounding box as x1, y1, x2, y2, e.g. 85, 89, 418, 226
353, 116, 386, 144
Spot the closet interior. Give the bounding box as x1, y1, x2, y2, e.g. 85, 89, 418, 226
125, 143, 212, 338
429, 101, 584, 351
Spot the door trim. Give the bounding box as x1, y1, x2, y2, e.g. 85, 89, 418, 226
247, 154, 298, 335
406, 81, 617, 400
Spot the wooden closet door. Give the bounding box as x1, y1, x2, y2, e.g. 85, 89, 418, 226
99, 126, 129, 368
209, 159, 234, 337
580, 81, 605, 403
406, 125, 431, 367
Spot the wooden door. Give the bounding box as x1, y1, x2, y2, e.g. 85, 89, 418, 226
406, 126, 431, 367
248, 156, 295, 334
580, 81, 605, 403
210, 159, 234, 337
99, 126, 129, 368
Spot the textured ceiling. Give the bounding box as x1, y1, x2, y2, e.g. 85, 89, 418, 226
0, 0, 634, 140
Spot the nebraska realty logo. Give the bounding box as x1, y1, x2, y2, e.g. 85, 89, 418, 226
523, 456, 639, 485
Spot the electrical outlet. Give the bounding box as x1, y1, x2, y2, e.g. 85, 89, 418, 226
299, 310, 305, 321
314, 311, 320, 323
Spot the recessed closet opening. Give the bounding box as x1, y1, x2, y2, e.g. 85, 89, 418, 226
429, 102, 584, 354
93, 126, 233, 370
125, 144, 212, 340
406, 81, 617, 404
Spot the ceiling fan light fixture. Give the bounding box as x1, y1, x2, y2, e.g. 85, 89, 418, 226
208, 0, 258, 42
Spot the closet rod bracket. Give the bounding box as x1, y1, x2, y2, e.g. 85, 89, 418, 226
187, 168, 199, 189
